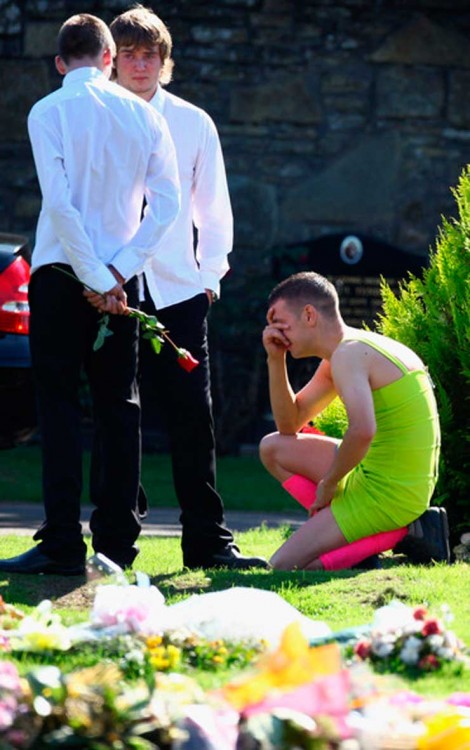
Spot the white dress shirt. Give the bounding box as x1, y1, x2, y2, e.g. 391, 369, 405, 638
143, 86, 233, 309
28, 67, 180, 293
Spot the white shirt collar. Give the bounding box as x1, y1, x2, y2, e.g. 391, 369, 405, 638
149, 84, 166, 114
62, 66, 105, 87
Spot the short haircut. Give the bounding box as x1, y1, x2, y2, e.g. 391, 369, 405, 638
110, 4, 174, 85
268, 272, 340, 318
57, 13, 115, 64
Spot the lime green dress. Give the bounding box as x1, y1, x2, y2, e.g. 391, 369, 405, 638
330, 333, 441, 543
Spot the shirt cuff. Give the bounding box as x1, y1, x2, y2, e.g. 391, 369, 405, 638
82, 265, 117, 294
201, 271, 221, 299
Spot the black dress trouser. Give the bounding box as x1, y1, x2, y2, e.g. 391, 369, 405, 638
139, 290, 235, 565
28, 264, 141, 566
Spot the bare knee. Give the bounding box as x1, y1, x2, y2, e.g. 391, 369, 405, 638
259, 432, 282, 474
270, 548, 323, 571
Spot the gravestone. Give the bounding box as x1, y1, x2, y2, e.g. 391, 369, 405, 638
273, 233, 426, 328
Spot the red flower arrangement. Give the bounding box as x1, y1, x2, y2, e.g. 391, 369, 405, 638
349, 601, 468, 674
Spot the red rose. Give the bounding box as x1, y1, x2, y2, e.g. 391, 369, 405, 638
413, 606, 428, 621
418, 654, 440, 671
421, 618, 442, 637
354, 640, 371, 660
178, 349, 199, 372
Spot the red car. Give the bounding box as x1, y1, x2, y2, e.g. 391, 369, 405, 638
0, 232, 36, 448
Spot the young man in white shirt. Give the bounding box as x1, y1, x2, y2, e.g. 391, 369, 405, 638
110, 6, 269, 569
0, 13, 180, 575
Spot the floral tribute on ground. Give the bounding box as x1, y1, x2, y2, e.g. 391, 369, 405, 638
0, 582, 469, 750
348, 600, 465, 674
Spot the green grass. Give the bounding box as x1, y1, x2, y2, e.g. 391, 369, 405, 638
0, 443, 289, 511
1, 531, 469, 698
1, 445, 469, 700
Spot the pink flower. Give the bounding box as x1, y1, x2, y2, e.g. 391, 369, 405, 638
177, 349, 199, 372
0, 662, 21, 692
422, 618, 442, 637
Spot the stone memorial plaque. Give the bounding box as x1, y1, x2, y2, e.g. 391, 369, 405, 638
274, 233, 426, 329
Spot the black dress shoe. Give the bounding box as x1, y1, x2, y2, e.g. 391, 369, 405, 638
0, 546, 85, 576
184, 546, 271, 570
351, 554, 382, 570
393, 507, 451, 564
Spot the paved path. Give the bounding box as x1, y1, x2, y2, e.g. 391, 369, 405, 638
0, 503, 304, 537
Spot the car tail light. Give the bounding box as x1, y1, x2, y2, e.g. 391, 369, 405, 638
0, 256, 30, 334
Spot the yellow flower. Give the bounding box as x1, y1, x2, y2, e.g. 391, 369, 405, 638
146, 635, 163, 649
150, 654, 170, 670
166, 645, 181, 668
417, 710, 470, 749
222, 622, 341, 710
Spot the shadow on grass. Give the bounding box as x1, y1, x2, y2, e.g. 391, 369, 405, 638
0, 571, 89, 609
152, 559, 407, 600
0, 554, 409, 611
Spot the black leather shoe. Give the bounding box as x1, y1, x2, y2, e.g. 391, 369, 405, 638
351, 554, 382, 570
0, 547, 85, 576
393, 507, 451, 564
185, 546, 271, 570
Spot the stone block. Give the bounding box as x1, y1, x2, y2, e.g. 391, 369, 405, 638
0, 61, 50, 142
230, 77, 321, 124
371, 15, 470, 68
24, 21, 60, 57
281, 131, 401, 228
229, 175, 278, 249
376, 67, 444, 119
448, 71, 470, 128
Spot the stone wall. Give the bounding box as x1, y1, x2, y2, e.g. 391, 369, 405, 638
2, 0, 469, 449
2, 0, 470, 268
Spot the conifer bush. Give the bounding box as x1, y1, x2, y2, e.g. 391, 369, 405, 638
376, 168, 470, 541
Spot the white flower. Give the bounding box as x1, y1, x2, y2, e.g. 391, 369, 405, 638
426, 634, 444, 651
399, 636, 423, 666
92, 583, 166, 634
371, 635, 396, 658
440, 604, 454, 625
372, 600, 417, 634
442, 630, 459, 650
9, 600, 70, 652
436, 647, 455, 661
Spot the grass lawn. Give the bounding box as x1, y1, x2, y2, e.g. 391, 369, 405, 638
1, 443, 469, 704
0, 443, 289, 511
1, 530, 469, 698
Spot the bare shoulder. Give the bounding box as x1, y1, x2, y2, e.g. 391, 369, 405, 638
331, 337, 368, 368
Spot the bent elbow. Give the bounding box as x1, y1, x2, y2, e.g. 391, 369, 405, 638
350, 423, 376, 445
277, 422, 298, 436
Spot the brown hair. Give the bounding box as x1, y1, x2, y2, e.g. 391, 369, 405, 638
57, 14, 115, 64
110, 4, 174, 85
268, 272, 340, 319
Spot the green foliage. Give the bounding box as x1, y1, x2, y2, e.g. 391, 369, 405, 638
376, 167, 470, 538
313, 398, 348, 439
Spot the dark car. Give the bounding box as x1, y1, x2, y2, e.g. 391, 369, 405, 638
0, 232, 36, 448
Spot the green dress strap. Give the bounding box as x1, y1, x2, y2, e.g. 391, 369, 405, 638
341, 332, 410, 375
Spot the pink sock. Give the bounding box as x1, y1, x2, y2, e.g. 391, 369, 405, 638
282, 474, 408, 571
320, 527, 408, 571
282, 474, 317, 510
